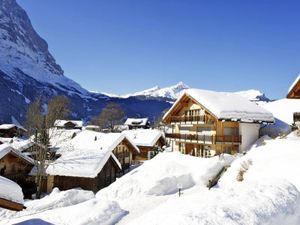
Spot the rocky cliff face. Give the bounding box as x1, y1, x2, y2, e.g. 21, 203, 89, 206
0, 0, 171, 124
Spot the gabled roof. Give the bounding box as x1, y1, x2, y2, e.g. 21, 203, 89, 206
0, 144, 34, 165
53, 120, 83, 128
287, 75, 300, 99
0, 124, 27, 132
122, 129, 165, 147
125, 118, 149, 126
47, 130, 140, 178
163, 89, 274, 123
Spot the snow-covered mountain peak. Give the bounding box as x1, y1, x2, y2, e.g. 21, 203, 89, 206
121, 81, 189, 100
0, 0, 88, 95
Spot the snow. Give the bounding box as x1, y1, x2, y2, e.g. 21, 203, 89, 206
259, 98, 300, 136
0, 176, 24, 204
124, 118, 149, 126
2, 132, 300, 224
234, 89, 269, 102
122, 129, 164, 147
261, 98, 300, 125
0, 188, 126, 225
288, 75, 300, 93
219, 134, 300, 189
0, 144, 34, 165
120, 81, 189, 100
129, 180, 300, 225
164, 89, 274, 123
53, 120, 83, 128
0, 123, 25, 131
46, 131, 134, 177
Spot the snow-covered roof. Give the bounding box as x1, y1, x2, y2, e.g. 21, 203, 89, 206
0, 124, 26, 131
0, 144, 34, 165
47, 130, 142, 177
261, 98, 300, 125
288, 75, 300, 93
163, 89, 274, 123
122, 129, 164, 147
125, 118, 149, 126
54, 120, 83, 128
0, 176, 24, 204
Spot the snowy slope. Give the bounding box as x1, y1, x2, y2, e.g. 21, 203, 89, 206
2, 135, 300, 224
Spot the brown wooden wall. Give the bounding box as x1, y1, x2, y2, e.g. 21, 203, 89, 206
0, 153, 33, 178
49, 157, 119, 193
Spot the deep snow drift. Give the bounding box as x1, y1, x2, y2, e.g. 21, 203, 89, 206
1, 134, 300, 225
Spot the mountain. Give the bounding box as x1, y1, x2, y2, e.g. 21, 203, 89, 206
120, 82, 189, 100
0, 0, 171, 124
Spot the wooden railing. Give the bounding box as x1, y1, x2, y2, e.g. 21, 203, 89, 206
170, 115, 206, 123
165, 133, 242, 144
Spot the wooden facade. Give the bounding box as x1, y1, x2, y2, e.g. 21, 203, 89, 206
113, 139, 138, 173
287, 77, 300, 99
163, 94, 242, 157
47, 157, 120, 193
0, 198, 24, 211
0, 152, 35, 198
135, 137, 165, 161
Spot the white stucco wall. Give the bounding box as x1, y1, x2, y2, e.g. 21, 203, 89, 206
239, 123, 260, 152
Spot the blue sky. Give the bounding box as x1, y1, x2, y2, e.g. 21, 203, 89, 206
18, 0, 300, 99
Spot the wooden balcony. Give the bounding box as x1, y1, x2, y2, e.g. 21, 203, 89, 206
170, 115, 210, 124
165, 133, 242, 144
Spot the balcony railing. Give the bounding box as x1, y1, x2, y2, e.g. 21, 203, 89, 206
170, 115, 207, 123
165, 133, 242, 144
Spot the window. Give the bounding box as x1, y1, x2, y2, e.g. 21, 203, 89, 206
179, 126, 190, 134
224, 127, 239, 136
197, 127, 212, 134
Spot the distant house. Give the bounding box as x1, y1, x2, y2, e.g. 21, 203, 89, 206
122, 129, 165, 161
162, 89, 274, 157
53, 120, 83, 130
0, 176, 25, 211
0, 124, 27, 138
287, 76, 300, 126
46, 131, 139, 192
124, 118, 150, 129
85, 125, 100, 132
0, 144, 35, 198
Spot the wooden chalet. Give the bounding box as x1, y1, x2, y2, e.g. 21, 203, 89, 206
0, 144, 35, 198
122, 129, 165, 161
0, 124, 27, 138
163, 89, 274, 157
112, 137, 140, 173
125, 118, 150, 130
54, 120, 83, 130
46, 131, 139, 193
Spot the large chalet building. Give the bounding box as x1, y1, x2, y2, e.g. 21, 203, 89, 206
163, 89, 274, 157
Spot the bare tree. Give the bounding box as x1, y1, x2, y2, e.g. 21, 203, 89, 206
25, 95, 70, 198
46, 95, 70, 128
92, 103, 125, 131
